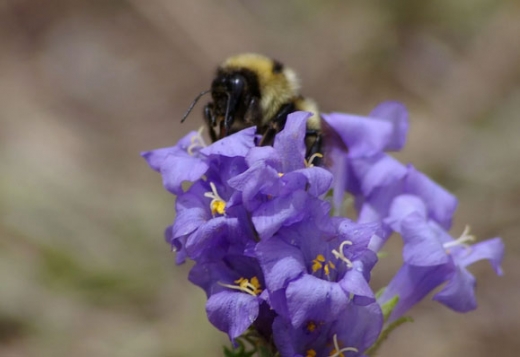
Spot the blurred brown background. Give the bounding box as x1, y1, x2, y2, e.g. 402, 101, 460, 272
1, 1, 519, 356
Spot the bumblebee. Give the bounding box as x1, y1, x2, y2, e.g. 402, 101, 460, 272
182, 53, 322, 160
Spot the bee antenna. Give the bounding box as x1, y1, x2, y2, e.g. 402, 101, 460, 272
180, 89, 211, 123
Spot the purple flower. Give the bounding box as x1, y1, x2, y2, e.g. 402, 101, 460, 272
141, 130, 209, 195
166, 162, 255, 262
228, 112, 333, 239
379, 195, 504, 320
343, 153, 458, 248
356, 162, 457, 231
141, 97, 505, 356
323, 101, 409, 212
272, 301, 383, 357
189, 254, 268, 340
141, 127, 256, 195
256, 210, 381, 329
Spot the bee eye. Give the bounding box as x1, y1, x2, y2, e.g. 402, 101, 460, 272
228, 74, 246, 96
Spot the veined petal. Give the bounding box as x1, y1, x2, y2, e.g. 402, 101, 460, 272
159, 155, 209, 195
400, 213, 449, 266
252, 190, 308, 240
200, 127, 256, 157
385, 194, 427, 232
286, 275, 349, 328
293, 167, 334, 197
273, 112, 310, 172
355, 154, 407, 197
206, 290, 259, 340
379, 263, 454, 321
333, 302, 384, 354
405, 165, 458, 230
433, 267, 477, 312
256, 238, 306, 293
141, 130, 201, 171
321, 113, 393, 158
368, 101, 409, 151
454, 237, 505, 275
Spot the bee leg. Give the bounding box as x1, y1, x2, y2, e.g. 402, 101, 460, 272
305, 129, 323, 166
259, 103, 295, 146
244, 97, 262, 127
204, 103, 218, 142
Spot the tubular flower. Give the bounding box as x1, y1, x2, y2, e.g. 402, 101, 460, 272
142, 103, 504, 357
378, 194, 504, 321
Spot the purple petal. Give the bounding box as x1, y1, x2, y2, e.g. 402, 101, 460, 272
385, 194, 427, 232
340, 266, 375, 306
326, 147, 349, 214
141, 131, 200, 171
245, 146, 282, 170
400, 213, 450, 266
272, 316, 329, 357
151, 155, 209, 195
355, 154, 407, 197
455, 237, 505, 275
184, 216, 229, 259
171, 188, 210, 239
433, 267, 477, 312
164, 225, 187, 265
200, 127, 256, 157
293, 167, 334, 197
368, 101, 409, 151
286, 275, 349, 328
206, 290, 259, 339
405, 165, 458, 230
256, 239, 306, 292
228, 162, 279, 211
322, 112, 393, 158
274, 112, 310, 172
252, 191, 308, 240
379, 263, 453, 321
333, 302, 384, 354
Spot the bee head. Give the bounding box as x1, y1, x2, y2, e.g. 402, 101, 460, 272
211, 73, 248, 135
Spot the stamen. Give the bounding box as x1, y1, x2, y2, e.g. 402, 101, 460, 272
312, 255, 338, 277
305, 153, 323, 168
218, 276, 262, 296
187, 126, 206, 156
306, 321, 317, 332
306, 350, 317, 357
204, 182, 226, 216
312, 254, 326, 273
329, 334, 358, 357
331, 241, 354, 268
443, 225, 476, 250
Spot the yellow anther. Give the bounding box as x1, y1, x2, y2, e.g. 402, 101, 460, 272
312, 260, 322, 273
219, 276, 262, 296
306, 350, 317, 357
204, 182, 226, 216
306, 321, 317, 332
212, 200, 226, 215
312, 254, 326, 273
324, 264, 330, 276
278, 172, 284, 177
312, 254, 336, 276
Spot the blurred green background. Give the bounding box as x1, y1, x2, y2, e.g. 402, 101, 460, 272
1, 1, 519, 356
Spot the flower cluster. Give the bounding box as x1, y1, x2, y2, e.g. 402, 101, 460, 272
142, 102, 504, 357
